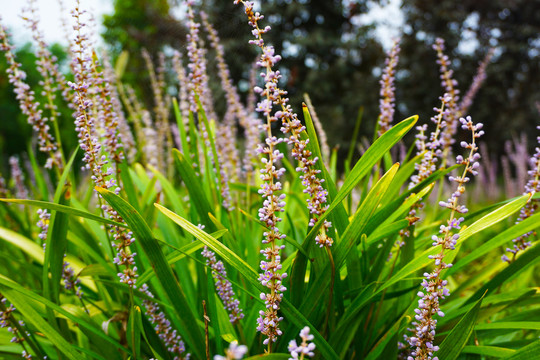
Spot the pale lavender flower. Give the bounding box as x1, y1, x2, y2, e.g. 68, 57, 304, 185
0, 295, 31, 356
405, 116, 483, 360
9, 156, 29, 200
37, 209, 82, 298
214, 340, 248, 360
235, 0, 289, 345
172, 50, 190, 131
502, 125, 540, 263
139, 284, 190, 360
433, 38, 461, 160
201, 11, 242, 181
201, 246, 244, 323
237, 0, 333, 248
102, 54, 136, 163
459, 48, 494, 116
378, 39, 400, 137
69, 1, 138, 288
288, 327, 316, 360
21, 0, 67, 170
0, 19, 60, 169
304, 93, 330, 165
397, 95, 448, 241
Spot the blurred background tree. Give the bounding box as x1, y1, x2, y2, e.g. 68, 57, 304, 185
2, 0, 539, 169
397, 0, 540, 158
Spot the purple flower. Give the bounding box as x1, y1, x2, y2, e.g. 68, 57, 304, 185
405, 116, 483, 360
214, 340, 248, 360
378, 39, 400, 137
201, 245, 244, 323
288, 327, 316, 359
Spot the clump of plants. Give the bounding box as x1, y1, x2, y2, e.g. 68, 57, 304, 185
0, 0, 539, 359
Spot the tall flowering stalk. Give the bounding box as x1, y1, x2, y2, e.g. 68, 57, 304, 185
234, 0, 288, 347
68, 1, 138, 288
236, 0, 333, 248
433, 38, 460, 161
378, 39, 400, 137
0, 19, 62, 171
459, 48, 494, 116
395, 95, 449, 249
405, 116, 483, 360
201, 10, 243, 182
502, 124, 540, 262
139, 285, 189, 360
37, 209, 83, 298
201, 245, 244, 323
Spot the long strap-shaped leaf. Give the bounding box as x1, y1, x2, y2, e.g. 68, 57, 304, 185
155, 203, 340, 360
96, 187, 206, 359
437, 295, 484, 360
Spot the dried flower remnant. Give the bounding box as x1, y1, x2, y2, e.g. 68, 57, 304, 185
214, 340, 248, 360
378, 39, 400, 137
201, 246, 244, 323
502, 124, 540, 262
405, 116, 483, 360
288, 327, 316, 360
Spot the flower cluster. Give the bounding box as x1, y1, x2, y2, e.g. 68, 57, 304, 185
37, 209, 82, 298
459, 48, 494, 116
0, 295, 31, 358
139, 284, 190, 360
406, 116, 483, 360
21, 0, 67, 170
201, 246, 244, 323
0, 19, 60, 169
68, 2, 139, 288
378, 39, 400, 137
397, 95, 448, 243
235, 0, 289, 346
288, 327, 316, 360
8, 156, 29, 200
201, 11, 242, 181
237, 0, 333, 248
433, 38, 460, 159
214, 341, 248, 360
502, 124, 540, 262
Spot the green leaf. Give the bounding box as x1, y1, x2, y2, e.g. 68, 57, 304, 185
462, 346, 515, 358
0, 286, 82, 359
382, 194, 529, 293
172, 149, 215, 229
474, 322, 540, 331
466, 242, 540, 303
96, 187, 206, 359
448, 210, 540, 276
127, 306, 142, 359
306, 116, 417, 245
437, 295, 484, 360
0, 199, 126, 228
155, 203, 340, 360
502, 340, 540, 360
